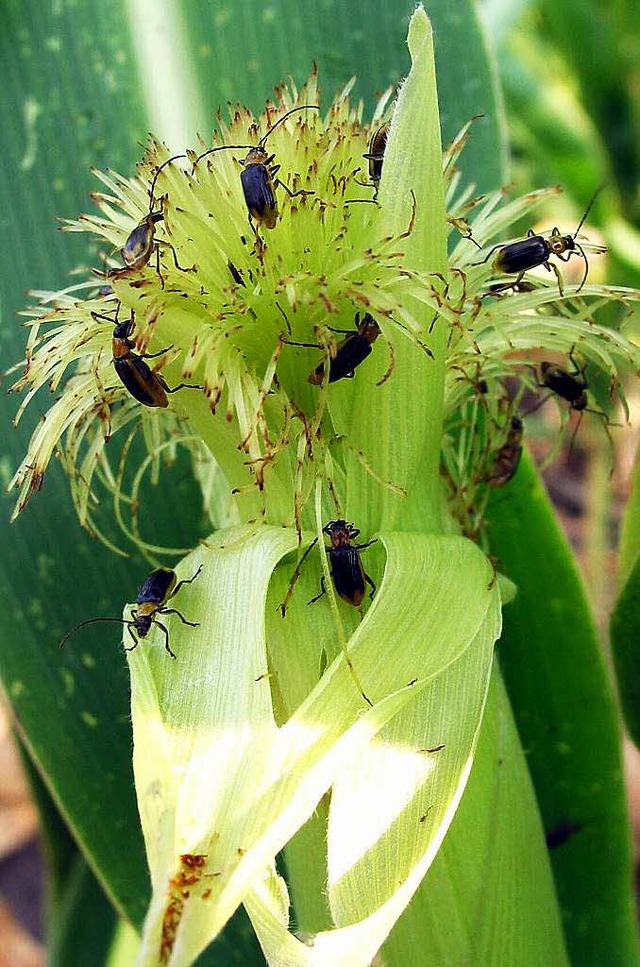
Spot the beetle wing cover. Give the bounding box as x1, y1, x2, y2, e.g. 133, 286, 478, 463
113, 356, 169, 407
122, 222, 153, 266
494, 236, 549, 274
241, 166, 277, 227
331, 547, 366, 606
137, 568, 176, 605
329, 335, 372, 383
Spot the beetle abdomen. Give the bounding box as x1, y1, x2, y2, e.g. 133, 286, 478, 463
136, 568, 176, 605
113, 357, 169, 407
494, 236, 549, 274
241, 165, 277, 228
330, 547, 366, 606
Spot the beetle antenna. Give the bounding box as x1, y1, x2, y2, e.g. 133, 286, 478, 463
259, 105, 319, 146
573, 183, 605, 239
91, 301, 123, 326
148, 154, 188, 212
60, 616, 129, 648
574, 242, 590, 293
190, 143, 254, 171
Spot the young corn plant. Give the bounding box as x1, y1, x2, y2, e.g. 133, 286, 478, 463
8, 7, 640, 965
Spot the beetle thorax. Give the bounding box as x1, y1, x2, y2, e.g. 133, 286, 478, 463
325, 519, 359, 548
357, 315, 381, 345
113, 320, 134, 341
243, 146, 270, 167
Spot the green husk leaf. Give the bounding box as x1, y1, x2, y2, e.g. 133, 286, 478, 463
130, 525, 498, 965
381, 668, 568, 966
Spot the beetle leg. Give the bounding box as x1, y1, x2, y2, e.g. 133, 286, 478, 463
165, 381, 204, 394
549, 261, 565, 296
154, 620, 177, 659
567, 346, 585, 379
485, 270, 526, 296
274, 178, 314, 200
355, 538, 378, 552
280, 537, 319, 617
160, 607, 199, 628
586, 408, 616, 476
156, 238, 195, 275
364, 572, 376, 599
566, 410, 584, 462
91, 308, 121, 326
171, 564, 203, 596
572, 243, 590, 292
472, 241, 503, 266
124, 623, 139, 652
140, 345, 173, 360
308, 573, 328, 605
524, 390, 553, 416
150, 243, 166, 289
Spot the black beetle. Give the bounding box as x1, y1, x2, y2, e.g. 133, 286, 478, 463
538, 360, 587, 411
192, 105, 318, 230
311, 520, 376, 607
307, 313, 382, 385
476, 187, 604, 294
362, 122, 389, 195
109, 153, 191, 284
92, 306, 201, 407
60, 565, 202, 659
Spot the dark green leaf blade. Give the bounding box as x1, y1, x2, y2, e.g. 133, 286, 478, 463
178, 0, 505, 191
486, 453, 639, 963
611, 556, 640, 749
0, 0, 191, 930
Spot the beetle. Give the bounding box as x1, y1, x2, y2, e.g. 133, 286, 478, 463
529, 351, 616, 461
60, 565, 202, 658
192, 105, 318, 230
310, 520, 376, 607
545, 822, 582, 851
92, 306, 201, 407
279, 519, 376, 617
538, 359, 587, 411
109, 152, 190, 283
362, 122, 389, 195
288, 311, 420, 388
307, 313, 382, 384
487, 416, 524, 487
282, 313, 383, 384
476, 187, 605, 294
278, 520, 375, 705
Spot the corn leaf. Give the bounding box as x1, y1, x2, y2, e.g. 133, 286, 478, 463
486, 453, 639, 963
128, 527, 498, 964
